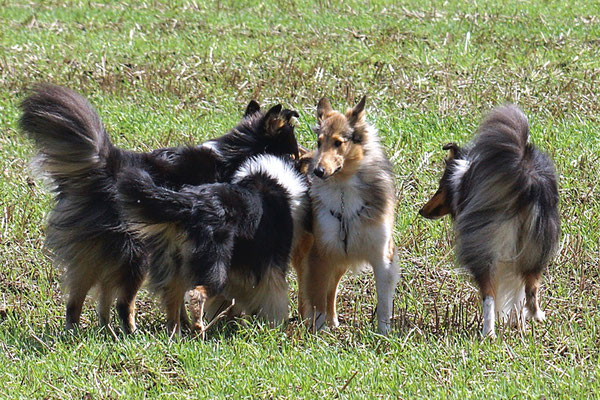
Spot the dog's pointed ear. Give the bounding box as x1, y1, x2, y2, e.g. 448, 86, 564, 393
317, 98, 333, 122
281, 109, 300, 122
347, 95, 366, 125
419, 188, 451, 219
261, 104, 285, 137
442, 142, 459, 159
244, 100, 261, 117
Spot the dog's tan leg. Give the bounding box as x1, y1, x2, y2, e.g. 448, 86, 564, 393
291, 232, 313, 320
96, 280, 116, 329
325, 268, 346, 328
523, 271, 545, 322
188, 286, 208, 336
163, 279, 187, 336
476, 271, 497, 338
116, 272, 145, 335
180, 303, 191, 331
302, 248, 334, 331
65, 270, 98, 330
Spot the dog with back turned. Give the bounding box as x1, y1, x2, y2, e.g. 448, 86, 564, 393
419, 105, 560, 337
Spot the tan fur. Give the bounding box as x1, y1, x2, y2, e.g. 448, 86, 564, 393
163, 276, 188, 335
188, 285, 209, 333
291, 231, 315, 316
420, 188, 451, 219
294, 97, 399, 334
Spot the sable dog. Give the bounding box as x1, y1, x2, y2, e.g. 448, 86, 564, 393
294, 97, 399, 335
419, 105, 560, 337
19, 84, 299, 333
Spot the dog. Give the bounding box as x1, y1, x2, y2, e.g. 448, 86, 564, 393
419, 105, 560, 337
19, 84, 300, 333
116, 153, 310, 335
293, 96, 399, 335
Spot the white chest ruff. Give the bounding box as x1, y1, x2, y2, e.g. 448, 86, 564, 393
312, 177, 389, 264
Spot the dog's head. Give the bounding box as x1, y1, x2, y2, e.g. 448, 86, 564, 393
312, 96, 369, 180
242, 100, 300, 160
419, 142, 463, 219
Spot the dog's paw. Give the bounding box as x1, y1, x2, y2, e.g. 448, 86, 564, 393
481, 325, 496, 339
377, 321, 391, 336
524, 307, 546, 322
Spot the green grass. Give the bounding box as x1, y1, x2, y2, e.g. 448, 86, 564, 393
1, 0, 599, 398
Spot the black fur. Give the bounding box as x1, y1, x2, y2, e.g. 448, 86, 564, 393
19, 84, 300, 332
116, 164, 296, 297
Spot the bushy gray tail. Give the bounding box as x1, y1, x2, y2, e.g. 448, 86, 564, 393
19, 84, 111, 181
472, 104, 530, 171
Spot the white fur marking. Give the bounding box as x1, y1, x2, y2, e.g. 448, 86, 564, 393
200, 140, 221, 155
482, 296, 496, 337
233, 154, 307, 224
450, 159, 471, 192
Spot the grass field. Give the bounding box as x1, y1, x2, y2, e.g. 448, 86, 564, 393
1, 0, 599, 398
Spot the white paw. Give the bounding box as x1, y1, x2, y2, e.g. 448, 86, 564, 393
377, 321, 391, 336
331, 316, 339, 329
532, 309, 546, 322
524, 308, 546, 322
481, 326, 496, 339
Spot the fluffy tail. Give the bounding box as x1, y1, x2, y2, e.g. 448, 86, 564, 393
19, 84, 112, 181
116, 168, 262, 238
472, 104, 530, 173
468, 105, 559, 256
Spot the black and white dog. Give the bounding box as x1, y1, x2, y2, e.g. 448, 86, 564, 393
19, 84, 301, 333
420, 105, 560, 337
117, 153, 309, 335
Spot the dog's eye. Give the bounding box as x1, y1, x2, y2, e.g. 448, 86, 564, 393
317, 140, 322, 148
334, 140, 342, 148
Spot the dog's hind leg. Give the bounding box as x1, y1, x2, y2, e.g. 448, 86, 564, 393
523, 271, 545, 322
475, 271, 497, 338
96, 280, 116, 329
255, 269, 289, 326
180, 303, 191, 331
371, 244, 400, 335
162, 278, 187, 336
116, 271, 145, 335
65, 269, 98, 330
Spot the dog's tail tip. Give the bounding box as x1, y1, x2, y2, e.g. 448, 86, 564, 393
19, 83, 111, 179
479, 104, 530, 149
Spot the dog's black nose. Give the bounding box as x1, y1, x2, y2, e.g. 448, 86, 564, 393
314, 166, 325, 178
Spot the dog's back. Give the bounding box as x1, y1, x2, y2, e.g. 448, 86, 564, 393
455, 105, 560, 274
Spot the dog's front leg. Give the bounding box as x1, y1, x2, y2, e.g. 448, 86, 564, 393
302, 250, 333, 332
371, 249, 400, 335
